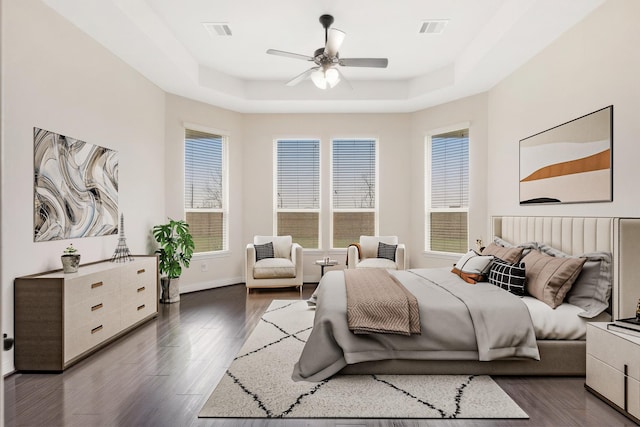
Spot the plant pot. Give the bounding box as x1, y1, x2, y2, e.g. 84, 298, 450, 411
160, 277, 180, 303
61, 254, 81, 273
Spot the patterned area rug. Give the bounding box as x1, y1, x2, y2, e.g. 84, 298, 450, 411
199, 300, 528, 419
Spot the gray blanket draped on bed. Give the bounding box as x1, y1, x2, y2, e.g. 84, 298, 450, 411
292, 268, 539, 382
345, 268, 421, 336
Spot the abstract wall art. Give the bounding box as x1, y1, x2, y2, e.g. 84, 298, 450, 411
519, 106, 613, 205
34, 127, 118, 241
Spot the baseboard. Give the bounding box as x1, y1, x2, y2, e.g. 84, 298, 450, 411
180, 276, 243, 294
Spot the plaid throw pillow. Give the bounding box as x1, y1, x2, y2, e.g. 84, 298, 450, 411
489, 258, 526, 296
377, 242, 397, 262
255, 241, 274, 262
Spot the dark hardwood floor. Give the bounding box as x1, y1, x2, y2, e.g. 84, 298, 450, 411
4, 283, 635, 426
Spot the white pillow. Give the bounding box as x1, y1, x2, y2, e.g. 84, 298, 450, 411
454, 250, 493, 275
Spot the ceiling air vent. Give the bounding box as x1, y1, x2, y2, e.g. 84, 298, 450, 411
202, 22, 232, 37
419, 20, 448, 34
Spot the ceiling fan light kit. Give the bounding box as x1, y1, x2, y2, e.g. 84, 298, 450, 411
311, 66, 340, 90
267, 14, 388, 89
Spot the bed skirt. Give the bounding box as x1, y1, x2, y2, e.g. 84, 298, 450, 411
340, 340, 585, 376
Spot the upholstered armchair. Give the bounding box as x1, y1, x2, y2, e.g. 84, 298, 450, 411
347, 235, 406, 270
245, 235, 303, 293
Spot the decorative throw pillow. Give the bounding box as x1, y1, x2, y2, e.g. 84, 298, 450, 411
377, 242, 397, 262
254, 241, 274, 262
482, 242, 524, 264
538, 244, 612, 318
521, 250, 586, 309
451, 268, 484, 284
452, 250, 493, 284
492, 236, 538, 257
488, 259, 526, 296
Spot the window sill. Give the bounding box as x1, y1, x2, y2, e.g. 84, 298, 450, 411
192, 250, 231, 260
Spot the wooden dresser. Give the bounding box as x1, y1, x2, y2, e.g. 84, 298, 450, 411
14, 256, 158, 371
586, 322, 640, 424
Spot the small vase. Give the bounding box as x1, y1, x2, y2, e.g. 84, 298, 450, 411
61, 254, 81, 273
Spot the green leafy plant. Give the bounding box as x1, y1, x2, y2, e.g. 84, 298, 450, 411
152, 218, 195, 279
63, 244, 78, 254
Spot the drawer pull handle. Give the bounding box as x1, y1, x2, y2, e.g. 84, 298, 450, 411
137, 286, 145, 293
624, 364, 628, 411
137, 269, 145, 274
91, 303, 103, 311
91, 325, 103, 334
91, 281, 103, 289
137, 304, 145, 311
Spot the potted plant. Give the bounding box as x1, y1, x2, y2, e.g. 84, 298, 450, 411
61, 244, 81, 273
152, 218, 194, 303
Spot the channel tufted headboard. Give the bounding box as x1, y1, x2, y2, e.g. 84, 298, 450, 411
492, 216, 640, 320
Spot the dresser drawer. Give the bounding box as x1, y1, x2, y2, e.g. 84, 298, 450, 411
64, 291, 119, 331
587, 354, 640, 418
587, 324, 640, 381
64, 312, 121, 363
587, 354, 625, 408
64, 270, 119, 307
120, 259, 157, 290
121, 298, 156, 327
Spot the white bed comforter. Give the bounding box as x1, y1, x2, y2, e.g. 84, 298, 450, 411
292, 268, 540, 382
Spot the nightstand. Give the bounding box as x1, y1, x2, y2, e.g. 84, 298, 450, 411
315, 259, 339, 277
586, 322, 640, 424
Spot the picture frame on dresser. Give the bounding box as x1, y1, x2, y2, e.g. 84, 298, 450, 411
14, 255, 158, 371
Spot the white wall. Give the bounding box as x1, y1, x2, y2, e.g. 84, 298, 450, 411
487, 0, 640, 219
1, 0, 166, 374
409, 93, 489, 268
242, 113, 413, 281
163, 94, 245, 291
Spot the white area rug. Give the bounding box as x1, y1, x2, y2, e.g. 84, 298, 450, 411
199, 300, 528, 419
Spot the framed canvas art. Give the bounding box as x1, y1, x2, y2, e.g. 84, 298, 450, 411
34, 128, 118, 241
519, 106, 613, 205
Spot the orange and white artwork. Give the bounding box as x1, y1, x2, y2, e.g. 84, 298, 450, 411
519, 106, 612, 204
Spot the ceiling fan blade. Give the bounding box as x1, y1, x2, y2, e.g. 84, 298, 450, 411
286, 67, 318, 86
339, 57, 389, 68
324, 28, 345, 57
267, 49, 314, 62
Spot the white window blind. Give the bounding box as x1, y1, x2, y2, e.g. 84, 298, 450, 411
426, 129, 469, 254
332, 139, 376, 248
276, 139, 320, 248
184, 129, 227, 253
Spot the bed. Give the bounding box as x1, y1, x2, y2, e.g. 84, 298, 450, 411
293, 216, 640, 381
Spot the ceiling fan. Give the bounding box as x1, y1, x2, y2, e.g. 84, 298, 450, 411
266, 14, 388, 89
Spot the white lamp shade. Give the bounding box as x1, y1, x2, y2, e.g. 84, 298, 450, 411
311, 69, 327, 89
325, 68, 340, 88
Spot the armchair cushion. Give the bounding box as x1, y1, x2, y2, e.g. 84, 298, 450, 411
377, 242, 397, 262
253, 258, 296, 279
254, 235, 292, 259
254, 242, 274, 262
357, 258, 399, 269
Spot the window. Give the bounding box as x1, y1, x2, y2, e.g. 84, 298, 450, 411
184, 129, 227, 253
275, 139, 320, 248
426, 129, 469, 254
331, 139, 377, 248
